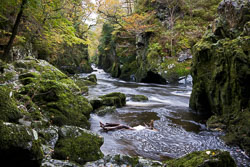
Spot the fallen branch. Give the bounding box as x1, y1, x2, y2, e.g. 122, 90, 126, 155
100, 122, 134, 131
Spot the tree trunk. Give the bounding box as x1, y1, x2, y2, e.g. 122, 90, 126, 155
2, 0, 28, 62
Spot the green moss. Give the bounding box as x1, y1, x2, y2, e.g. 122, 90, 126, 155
53, 132, 104, 165
111, 62, 121, 78
160, 58, 191, 83
165, 150, 236, 167
190, 3, 250, 155
0, 86, 22, 122
75, 79, 89, 94
120, 61, 138, 81
0, 121, 44, 166
131, 95, 148, 102
16, 59, 93, 128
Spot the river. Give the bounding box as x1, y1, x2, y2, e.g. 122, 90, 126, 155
80, 66, 250, 167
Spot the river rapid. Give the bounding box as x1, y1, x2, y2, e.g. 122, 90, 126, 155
80, 66, 250, 167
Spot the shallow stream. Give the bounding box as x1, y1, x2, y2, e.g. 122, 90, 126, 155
81, 67, 250, 167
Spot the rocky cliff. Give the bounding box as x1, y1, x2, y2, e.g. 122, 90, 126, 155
190, 0, 250, 155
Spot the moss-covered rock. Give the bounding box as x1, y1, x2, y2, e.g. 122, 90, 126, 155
85, 154, 162, 167
190, 0, 250, 155
99, 92, 126, 108
0, 86, 22, 122
95, 106, 116, 116
90, 98, 103, 110
0, 121, 44, 167
13, 59, 93, 129
165, 150, 236, 167
131, 94, 149, 102
53, 126, 104, 165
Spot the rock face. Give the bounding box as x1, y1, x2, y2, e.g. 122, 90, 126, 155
190, 0, 250, 155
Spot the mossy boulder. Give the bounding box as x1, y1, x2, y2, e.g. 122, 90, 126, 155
14, 59, 93, 129
95, 106, 116, 116
90, 98, 103, 110
131, 95, 149, 102
0, 121, 44, 167
166, 150, 236, 167
190, 0, 250, 155
53, 126, 104, 165
99, 92, 126, 108
20, 80, 92, 128
0, 86, 22, 122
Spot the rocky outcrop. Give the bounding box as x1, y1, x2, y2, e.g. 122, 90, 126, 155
166, 150, 236, 167
190, 0, 250, 155
0, 58, 104, 166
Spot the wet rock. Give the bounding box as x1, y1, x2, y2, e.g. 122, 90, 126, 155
95, 106, 116, 116
52, 126, 104, 165
90, 98, 103, 110
41, 158, 80, 167
84, 154, 162, 167
166, 150, 236, 167
87, 74, 97, 83
131, 94, 149, 102
0, 121, 44, 167
177, 50, 192, 62
178, 75, 192, 85
99, 92, 126, 108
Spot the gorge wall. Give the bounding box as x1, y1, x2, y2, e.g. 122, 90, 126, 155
190, 0, 250, 155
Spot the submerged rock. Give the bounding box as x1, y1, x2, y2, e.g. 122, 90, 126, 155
0, 121, 44, 167
131, 94, 149, 102
166, 150, 236, 167
94, 106, 116, 116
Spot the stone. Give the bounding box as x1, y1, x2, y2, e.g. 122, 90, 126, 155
95, 106, 116, 116
99, 92, 126, 108
166, 150, 236, 167
177, 50, 192, 62
53, 126, 104, 165
0, 121, 44, 167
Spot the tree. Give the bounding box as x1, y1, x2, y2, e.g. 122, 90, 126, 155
157, 0, 182, 56
2, 0, 27, 61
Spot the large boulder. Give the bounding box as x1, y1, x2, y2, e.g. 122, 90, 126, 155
12, 59, 92, 129
166, 150, 236, 167
190, 0, 250, 155
53, 126, 104, 165
0, 121, 44, 167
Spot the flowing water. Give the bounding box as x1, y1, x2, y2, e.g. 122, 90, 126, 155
80, 67, 250, 167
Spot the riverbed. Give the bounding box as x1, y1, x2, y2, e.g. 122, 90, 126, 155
80, 67, 250, 167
